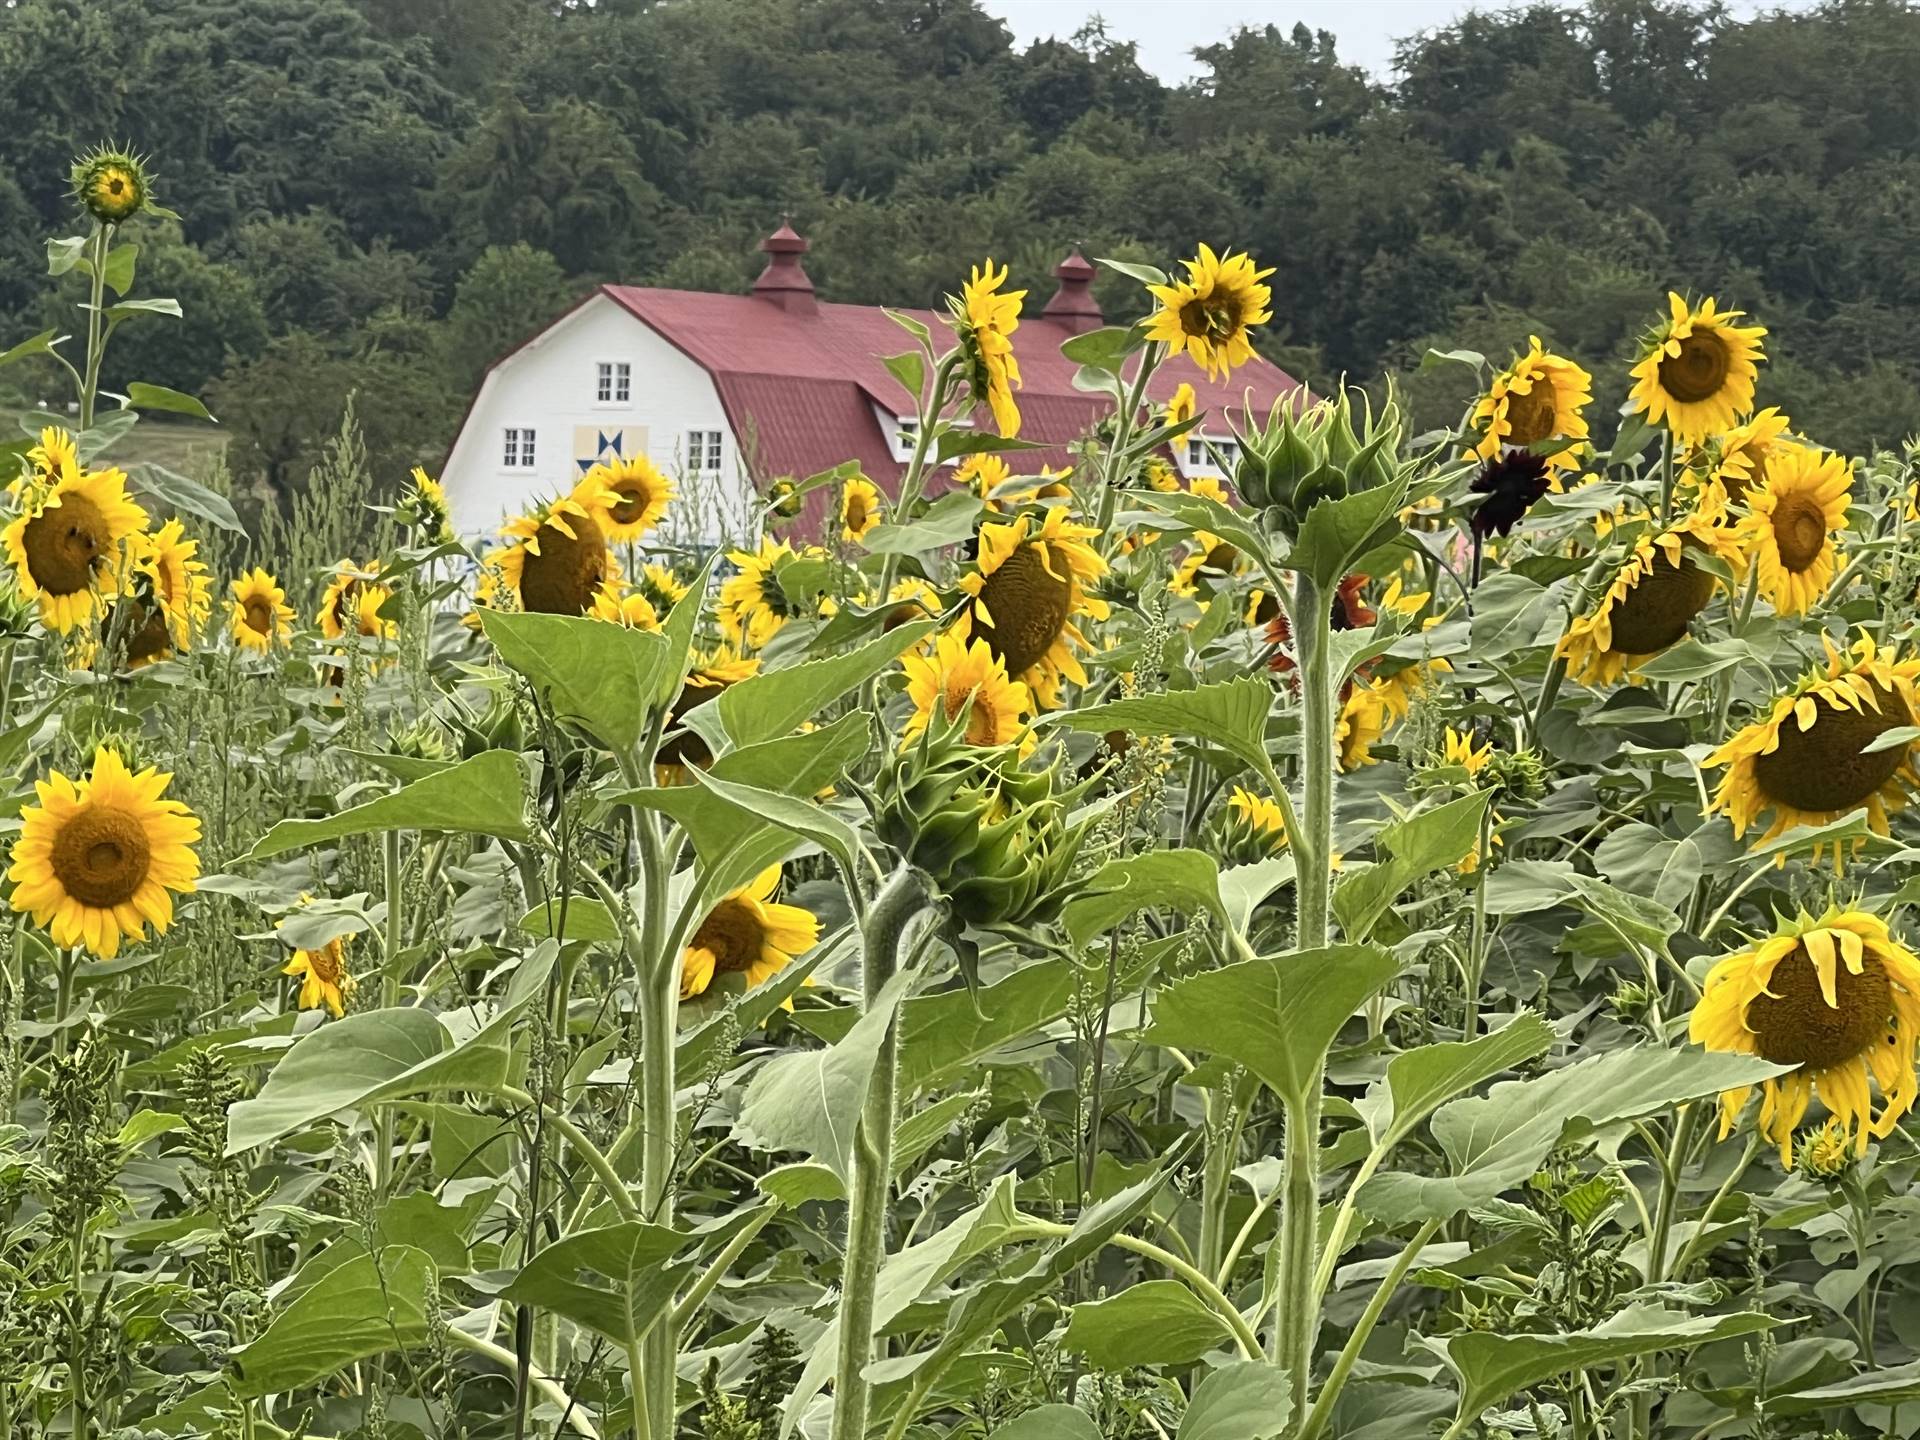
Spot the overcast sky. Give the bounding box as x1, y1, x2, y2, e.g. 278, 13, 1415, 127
985, 0, 1819, 83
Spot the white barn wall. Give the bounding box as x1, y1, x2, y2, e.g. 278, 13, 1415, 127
443, 293, 742, 543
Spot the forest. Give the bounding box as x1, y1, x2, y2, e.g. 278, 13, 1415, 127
2, 0, 1918, 511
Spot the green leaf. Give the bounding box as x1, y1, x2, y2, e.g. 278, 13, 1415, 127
519, 897, 619, 943
1046, 676, 1273, 777
244, 751, 529, 862
1059, 325, 1137, 372
500, 1221, 699, 1346
1176, 1361, 1294, 1440
230, 1246, 434, 1395
1064, 1280, 1233, 1368
1291, 481, 1409, 591
124, 381, 214, 421
861, 490, 984, 555
1375, 1013, 1556, 1150
1418, 347, 1485, 373
757, 1162, 845, 1206
935, 429, 1045, 464
688, 767, 864, 879
225, 1007, 514, 1154
0, 328, 62, 370
988, 1408, 1102, 1440
882, 349, 926, 399
1062, 849, 1226, 947
1333, 790, 1492, 942
107, 297, 183, 320
46, 235, 86, 276
1424, 1306, 1777, 1420
735, 969, 915, 1181
1362, 1047, 1792, 1223
1770, 1360, 1920, 1415
483, 611, 673, 754
1635, 636, 1758, 683
1125, 487, 1284, 580
1148, 945, 1400, 1108
715, 621, 932, 748
1096, 256, 1168, 288
133, 462, 245, 534
101, 242, 137, 297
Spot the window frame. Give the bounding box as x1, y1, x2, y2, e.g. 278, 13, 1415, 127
502, 426, 536, 470
594, 360, 632, 407
686, 428, 725, 475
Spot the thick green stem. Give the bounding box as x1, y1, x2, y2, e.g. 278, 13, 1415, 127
1300, 1219, 1441, 1440
1293, 571, 1334, 953
831, 865, 930, 1440
1461, 806, 1493, 1040
1198, 1091, 1246, 1284
443, 1326, 602, 1438
376, 827, 404, 1194
79, 224, 107, 430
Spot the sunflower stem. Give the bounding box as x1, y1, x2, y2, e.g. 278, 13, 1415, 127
876, 350, 960, 602
1299, 1218, 1441, 1440
78, 221, 107, 432
831, 864, 930, 1440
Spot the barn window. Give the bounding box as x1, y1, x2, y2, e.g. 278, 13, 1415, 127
596, 361, 631, 404
503, 427, 536, 468
686, 429, 724, 474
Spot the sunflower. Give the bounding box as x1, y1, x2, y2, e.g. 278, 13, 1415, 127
1556, 504, 1739, 687
657, 645, 762, 778
1691, 904, 1920, 1166
1145, 245, 1274, 382
114, 518, 212, 665
1627, 292, 1768, 444
954, 507, 1110, 709
1735, 446, 1851, 617
841, 474, 884, 542
1443, 728, 1492, 775
589, 585, 660, 630
949, 260, 1025, 438
1172, 528, 1246, 596
1336, 680, 1391, 771
485, 474, 620, 616
1165, 381, 1198, 432
70, 144, 155, 225
680, 865, 821, 1001
403, 466, 455, 543
1706, 408, 1795, 504
900, 629, 1031, 748
637, 562, 690, 612
15, 426, 79, 501
587, 454, 675, 543
1704, 632, 1920, 858
1466, 337, 1592, 472
282, 900, 356, 1019
1468, 449, 1553, 538
318, 560, 383, 640
1219, 786, 1291, 864
229, 568, 293, 653
720, 536, 817, 649
8, 747, 201, 959
2, 462, 148, 633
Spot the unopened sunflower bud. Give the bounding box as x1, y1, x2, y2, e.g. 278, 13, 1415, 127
70, 144, 156, 226
1795, 1116, 1856, 1183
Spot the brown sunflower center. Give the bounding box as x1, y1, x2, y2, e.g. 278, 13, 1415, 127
693, 898, 764, 974
1658, 330, 1731, 405
303, 940, 348, 986
658, 675, 732, 769
518, 511, 608, 615
945, 681, 1002, 744
608, 481, 653, 527
847, 493, 870, 530
1604, 547, 1716, 655
1771, 493, 1828, 572
121, 602, 172, 664
1753, 683, 1911, 814
50, 803, 152, 908
243, 595, 275, 635
1204, 542, 1238, 573
21, 494, 111, 597
973, 542, 1073, 676
1747, 944, 1892, 1070
1503, 383, 1558, 447
1179, 291, 1245, 343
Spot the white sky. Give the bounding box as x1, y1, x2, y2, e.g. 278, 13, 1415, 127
984, 0, 1820, 83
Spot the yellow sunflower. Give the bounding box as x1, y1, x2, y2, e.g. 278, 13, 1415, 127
318, 559, 382, 640
484, 474, 620, 616
900, 629, 1031, 748
2, 462, 148, 633
14, 425, 79, 501
719, 536, 813, 649
949, 259, 1025, 438
229, 568, 293, 653
1706, 407, 1795, 504
1627, 292, 1768, 444
587, 453, 675, 543
1144, 245, 1274, 382
680, 865, 821, 1001
282, 898, 356, 1019
1691, 904, 1920, 1165
954, 506, 1110, 709
1466, 336, 1592, 472
8, 747, 201, 959
657, 645, 762, 779
1704, 632, 1920, 858
588, 585, 660, 630
841, 474, 884, 542
1556, 504, 1740, 687
1736, 446, 1851, 617
403, 466, 455, 543
1219, 785, 1291, 864
638, 562, 690, 612
114, 518, 211, 665
1337, 680, 1391, 771
1443, 728, 1492, 775
1165, 381, 1198, 431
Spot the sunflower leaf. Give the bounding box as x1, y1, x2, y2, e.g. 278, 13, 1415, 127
243, 751, 531, 861
1061, 848, 1227, 946
1043, 675, 1274, 779
1064, 1280, 1234, 1368
712, 620, 933, 748
124, 381, 213, 421
482, 610, 674, 754
229, 1244, 436, 1395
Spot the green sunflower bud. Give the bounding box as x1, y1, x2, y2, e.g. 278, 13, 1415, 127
1229, 382, 1408, 541
873, 710, 1084, 930
389, 718, 452, 764
70, 144, 156, 226
455, 690, 526, 758
765, 477, 804, 520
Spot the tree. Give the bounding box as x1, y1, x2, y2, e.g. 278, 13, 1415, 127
443, 243, 577, 389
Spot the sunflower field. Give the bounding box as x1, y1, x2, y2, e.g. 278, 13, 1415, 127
8, 143, 1920, 1440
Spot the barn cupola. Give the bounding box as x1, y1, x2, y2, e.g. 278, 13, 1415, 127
1040, 246, 1102, 334
751, 220, 817, 315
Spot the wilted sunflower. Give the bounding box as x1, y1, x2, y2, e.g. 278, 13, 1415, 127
1627, 292, 1768, 444
1705, 632, 1920, 858
588, 454, 674, 543
1707, 407, 1795, 504
949, 259, 1025, 438
1144, 245, 1274, 382
486, 475, 619, 616
657, 645, 762, 779
1466, 336, 1592, 471
720, 536, 820, 649
1736, 446, 1851, 617
841, 474, 884, 542
954, 507, 1109, 709
901, 629, 1030, 748
680, 864, 821, 1001
402, 466, 455, 543
1556, 504, 1739, 687
114, 519, 211, 665
229, 568, 293, 653
1468, 449, 1554, 538
70, 143, 155, 225
1691, 904, 1920, 1165
588, 585, 660, 630
2, 460, 147, 633
8, 746, 201, 959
